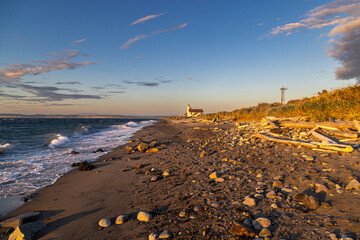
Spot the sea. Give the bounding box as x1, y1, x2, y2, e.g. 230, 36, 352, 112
0, 118, 156, 200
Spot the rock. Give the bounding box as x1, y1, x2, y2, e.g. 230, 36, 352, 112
71, 161, 94, 171
272, 180, 283, 188
148, 233, 158, 240
294, 193, 320, 210
0, 212, 42, 229
254, 194, 264, 199
340, 236, 354, 240
159, 230, 171, 238
70, 151, 79, 155
194, 206, 202, 212
345, 179, 360, 190
209, 172, 219, 179
8, 221, 46, 240
271, 203, 278, 209
252, 218, 271, 230
281, 187, 293, 193
266, 191, 276, 199
179, 211, 186, 217
146, 148, 159, 153
98, 218, 111, 227
228, 223, 255, 237
138, 143, 149, 153
163, 171, 170, 177
133, 164, 144, 169
243, 197, 256, 206
151, 176, 159, 181
92, 148, 104, 153
329, 233, 338, 240
115, 215, 127, 224
315, 183, 329, 193
215, 177, 225, 183
259, 228, 272, 237
125, 146, 133, 151
137, 211, 152, 222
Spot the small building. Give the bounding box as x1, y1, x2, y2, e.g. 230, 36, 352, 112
186, 104, 203, 117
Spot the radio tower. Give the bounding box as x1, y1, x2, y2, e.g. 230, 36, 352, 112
280, 86, 288, 105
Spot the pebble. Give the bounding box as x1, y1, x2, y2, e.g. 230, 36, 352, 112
271, 203, 278, 209
281, 187, 293, 193
137, 211, 152, 222
98, 218, 111, 227
259, 228, 272, 237
215, 177, 225, 183
163, 171, 170, 177
266, 191, 276, 199
329, 233, 338, 240
194, 206, 202, 212
151, 176, 159, 181
209, 172, 219, 179
115, 215, 127, 224
315, 183, 329, 193
272, 180, 283, 188
243, 197, 256, 206
179, 211, 186, 217
159, 230, 171, 238
228, 223, 255, 237
345, 179, 360, 190
254, 194, 264, 199
252, 218, 271, 230
148, 233, 158, 240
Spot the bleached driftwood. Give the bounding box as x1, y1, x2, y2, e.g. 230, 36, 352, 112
253, 133, 354, 153
282, 121, 358, 130
311, 131, 337, 144
265, 118, 278, 129
300, 127, 319, 138
326, 129, 358, 139
266, 116, 307, 122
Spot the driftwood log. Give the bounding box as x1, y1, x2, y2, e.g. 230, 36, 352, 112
281, 121, 359, 130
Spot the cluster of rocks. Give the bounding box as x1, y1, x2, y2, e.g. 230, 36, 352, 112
70, 161, 95, 171
0, 212, 45, 240
125, 140, 163, 154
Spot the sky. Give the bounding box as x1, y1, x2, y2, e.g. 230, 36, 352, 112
0, 0, 359, 116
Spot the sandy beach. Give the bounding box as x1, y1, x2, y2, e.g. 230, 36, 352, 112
1, 119, 360, 240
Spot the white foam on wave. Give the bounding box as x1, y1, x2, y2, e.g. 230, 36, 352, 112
48, 134, 69, 148
0, 119, 157, 199
0, 143, 11, 151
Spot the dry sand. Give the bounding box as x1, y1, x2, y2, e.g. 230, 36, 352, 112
1, 119, 360, 240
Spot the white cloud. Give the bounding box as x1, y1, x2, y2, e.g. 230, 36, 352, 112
130, 13, 165, 25
271, 0, 360, 82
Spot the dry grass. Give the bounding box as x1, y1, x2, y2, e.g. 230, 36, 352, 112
199, 84, 360, 122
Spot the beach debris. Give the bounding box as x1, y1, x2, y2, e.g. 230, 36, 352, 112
8, 221, 46, 240
228, 223, 255, 237
345, 179, 360, 190
115, 215, 128, 225
70, 161, 94, 171
158, 230, 171, 238
98, 218, 111, 227
137, 211, 152, 222
138, 143, 149, 153
70, 150, 79, 155
0, 212, 42, 229
148, 233, 158, 240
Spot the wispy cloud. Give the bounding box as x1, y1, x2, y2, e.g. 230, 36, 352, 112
120, 35, 148, 50
120, 23, 188, 50
130, 13, 165, 25
73, 38, 86, 44
0, 49, 95, 84
123, 79, 172, 87
187, 77, 200, 82
55, 81, 81, 85
271, 0, 360, 82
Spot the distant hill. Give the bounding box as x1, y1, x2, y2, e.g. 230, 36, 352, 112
200, 84, 360, 122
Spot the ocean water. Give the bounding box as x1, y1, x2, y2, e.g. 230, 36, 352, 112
0, 118, 156, 199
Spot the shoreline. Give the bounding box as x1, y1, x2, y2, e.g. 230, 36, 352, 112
1, 119, 360, 239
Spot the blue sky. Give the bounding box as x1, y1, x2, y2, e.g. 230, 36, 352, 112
0, 0, 359, 115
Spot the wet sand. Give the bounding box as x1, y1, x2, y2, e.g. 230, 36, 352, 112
1, 119, 360, 240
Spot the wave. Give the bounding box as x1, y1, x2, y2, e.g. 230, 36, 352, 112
48, 134, 69, 148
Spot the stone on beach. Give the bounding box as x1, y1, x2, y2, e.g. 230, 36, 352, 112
209, 171, 219, 179
215, 177, 225, 183
228, 223, 255, 237
115, 215, 127, 224
138, 143, 149, 153
158, 230, 171, 238
8, 221, 46, 240
98, 218, 111, 227
148, 233, 158, 240
0, 211, 42, 229
293, 193, 320, 210
146, 148, 159, 153
137, 211, 152, 222
259, 228, 272, 237
252, 218, 271, 230
345, 179, 360, 190
243, 197, 256, 206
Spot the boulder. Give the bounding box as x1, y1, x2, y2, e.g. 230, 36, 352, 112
294, 193, 320, 210
8, 221, 46, 240
137, 211, 152, 222
0, 212, 42, 229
